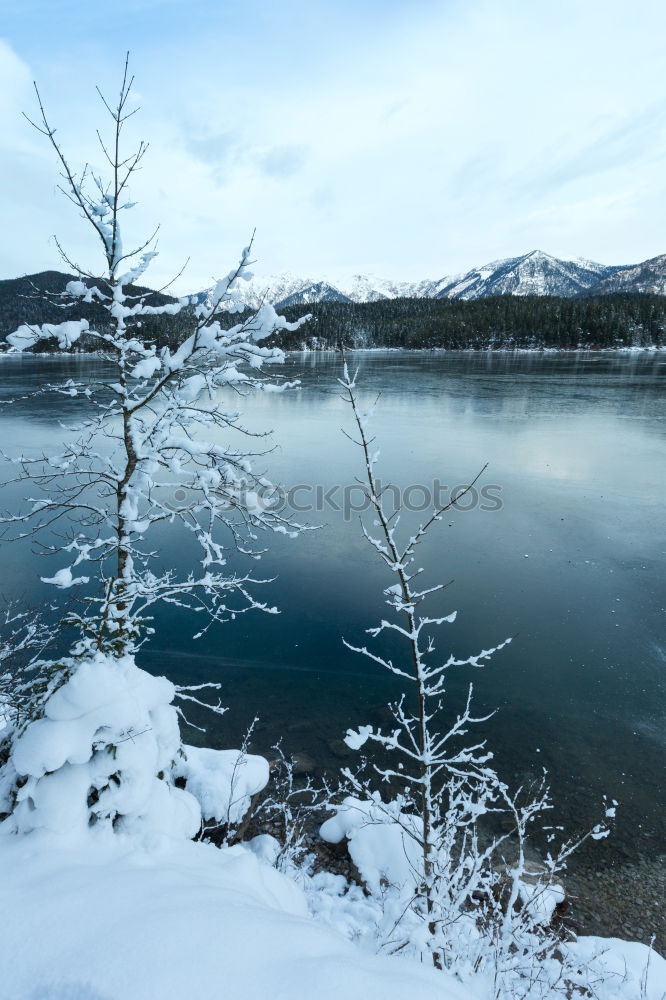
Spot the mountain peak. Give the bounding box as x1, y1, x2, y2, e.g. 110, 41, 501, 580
431, 251, 612, 300
229, 251, 664, 308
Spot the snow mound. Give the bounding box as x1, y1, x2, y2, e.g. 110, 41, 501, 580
173, 744, 269, 824
320, 795, 422, 898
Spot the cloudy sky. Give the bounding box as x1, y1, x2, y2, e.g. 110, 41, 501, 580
2, 0, 666, 291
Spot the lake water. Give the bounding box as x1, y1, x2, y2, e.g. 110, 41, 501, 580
1, 350, 664, 917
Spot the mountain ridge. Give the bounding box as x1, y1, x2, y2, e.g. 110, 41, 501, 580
1, 269, 665, 352
236, 250, 663, 308
2, 251, 665, 323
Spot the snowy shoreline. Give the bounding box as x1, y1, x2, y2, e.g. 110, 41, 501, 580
286, 345, 666, 355
1, 345, 665, 360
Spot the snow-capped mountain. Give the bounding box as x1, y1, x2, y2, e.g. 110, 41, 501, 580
432, 250, 616, 300
239, 273, 351, 309
585, 253, 666, 296
239, 272, 434, 307
240, 272, 445, 307
343, 274, 437, 302
230, 250, 663, 308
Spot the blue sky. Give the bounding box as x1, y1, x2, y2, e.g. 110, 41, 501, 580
2, 0, 666, 290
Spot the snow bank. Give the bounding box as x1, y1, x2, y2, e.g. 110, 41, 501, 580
565, 936, 666, 1000
0, 832, 660, 1000
0, 834, 468, 1000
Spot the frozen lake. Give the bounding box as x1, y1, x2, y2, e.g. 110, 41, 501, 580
1, 349, 664, 881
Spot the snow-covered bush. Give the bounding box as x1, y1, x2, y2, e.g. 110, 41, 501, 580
1, 645, 274, 840
2, 651, 200, 837
0, 60, 302, 841
250, 743, 331, 873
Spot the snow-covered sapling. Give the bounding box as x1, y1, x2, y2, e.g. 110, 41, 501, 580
2, 57, 307, 656
0, 59, 307, 840
321, 361, 614, 995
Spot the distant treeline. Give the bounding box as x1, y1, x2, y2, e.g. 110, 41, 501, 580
268, 294, 666, 351
1, 271, 664, 352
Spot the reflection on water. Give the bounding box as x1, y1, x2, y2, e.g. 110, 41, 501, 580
1, 350, 664, 871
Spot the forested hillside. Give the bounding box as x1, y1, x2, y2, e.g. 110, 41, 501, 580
0, 271, 195, 352
271, 294, 666, 350
1, 271, 664, 351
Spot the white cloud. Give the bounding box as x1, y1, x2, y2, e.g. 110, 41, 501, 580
2, 0, 666, 290
0, 39, 31, 123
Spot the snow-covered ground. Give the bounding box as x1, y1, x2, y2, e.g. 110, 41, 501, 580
0, 621, 663, 1000
0, 832, 468, 1000
0, 830, 664, 1000
0, 506, 663, 1000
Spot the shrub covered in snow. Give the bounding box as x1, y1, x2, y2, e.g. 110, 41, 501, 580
0, 647, 273, 843
173, 743, 269, 831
